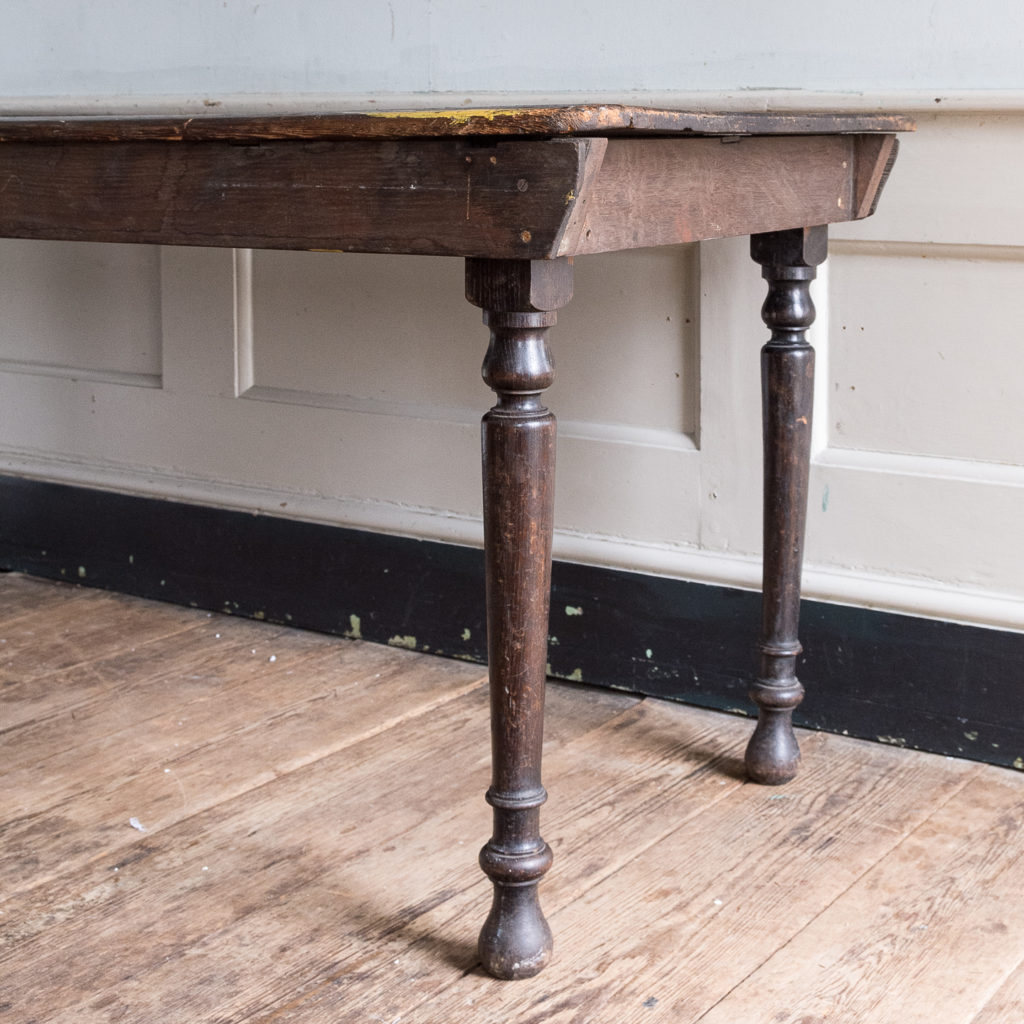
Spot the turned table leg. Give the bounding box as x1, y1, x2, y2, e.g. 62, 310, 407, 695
746, 226, 827, 785
465, 256, 573, 979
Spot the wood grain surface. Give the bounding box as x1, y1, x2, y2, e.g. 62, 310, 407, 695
570, 136, 856, 252
4, 574, 1016, 1024
0, 136, 599, 258
0, 105, 913, 143
0, 105, 909, 257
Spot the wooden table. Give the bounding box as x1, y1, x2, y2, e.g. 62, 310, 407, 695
0, 104, 911, 979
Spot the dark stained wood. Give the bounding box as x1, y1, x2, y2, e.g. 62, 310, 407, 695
0, 137, 602, 259
747, 225, 828, 784
571, 135, 868, 254
0, 128, 903, 260
0, 105, 913, 143
465, 256, 574, 979
854, 134, 900, 218
0, 130, 900, 258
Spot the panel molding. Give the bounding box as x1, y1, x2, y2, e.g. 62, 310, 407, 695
823, 236, 1024, 469
232, 247, 255, 396
830, 238, 1024, 262
816, 445, 1024, 490
0, 358, 161, 389
0, 238, 165, 389
238, 383, 479, 425
238, 382, 698, 450
820, 236, 1024, 482
233, 244, 477, 422
234, 243, 699, 448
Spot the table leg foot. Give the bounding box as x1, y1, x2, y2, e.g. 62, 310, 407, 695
748, 226, 827, 785
466, 256, 573, 979
478, 825, 554, 979
745, 679, 804, 785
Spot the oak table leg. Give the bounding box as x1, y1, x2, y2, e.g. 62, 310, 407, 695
465, 256, 573, 979
746, 226, 827, 785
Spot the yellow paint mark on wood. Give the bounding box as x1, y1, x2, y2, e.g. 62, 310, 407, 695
343, 614, 362, 640
364, 108, 518, 124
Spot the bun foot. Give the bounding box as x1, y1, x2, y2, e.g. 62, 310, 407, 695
478, 881, 553, 980
745, 704, 801, 785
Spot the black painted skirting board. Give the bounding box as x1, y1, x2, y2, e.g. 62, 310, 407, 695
0, 475, 1021, 771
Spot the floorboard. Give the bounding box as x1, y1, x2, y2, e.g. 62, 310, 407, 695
971, 953, 1024, 1023
2, 573, 1022, 1024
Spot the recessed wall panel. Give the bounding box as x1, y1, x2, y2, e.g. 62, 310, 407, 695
828, 248, 1024, 465
249, 246, 699, 439
0, 239, 162, 382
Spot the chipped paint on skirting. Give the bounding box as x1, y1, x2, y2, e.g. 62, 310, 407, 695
877, 735, 907, 747
388, 634, 417, 650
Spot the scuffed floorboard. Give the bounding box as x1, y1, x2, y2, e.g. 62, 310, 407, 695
1, 574, 1021, 1023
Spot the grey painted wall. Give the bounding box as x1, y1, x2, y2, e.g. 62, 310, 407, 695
1, 0, 1021, 101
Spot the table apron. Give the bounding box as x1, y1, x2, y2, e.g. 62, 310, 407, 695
0, 132, 896, 259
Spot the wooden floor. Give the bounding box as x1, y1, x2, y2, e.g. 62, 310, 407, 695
2, 574, 1024, 1023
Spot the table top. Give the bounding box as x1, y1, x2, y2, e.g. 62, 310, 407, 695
0, 105, 911, 259
0, 104, 913, 143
